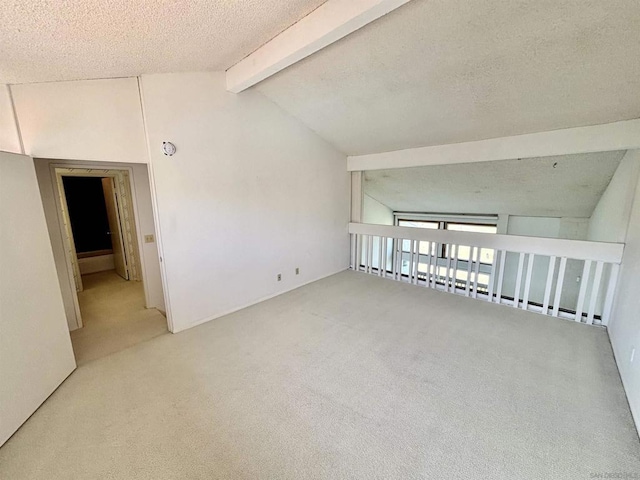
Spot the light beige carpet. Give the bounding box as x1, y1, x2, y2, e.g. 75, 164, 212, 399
1, 270, 638, 479
71, 270, 168, 365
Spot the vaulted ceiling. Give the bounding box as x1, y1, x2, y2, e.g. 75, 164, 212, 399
2, 1, 639, 158
257, 0, 640, 155
364, 151, 626, 217
0, 0, 325, 84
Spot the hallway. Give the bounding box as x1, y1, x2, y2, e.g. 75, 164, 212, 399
70, 271, 168, 365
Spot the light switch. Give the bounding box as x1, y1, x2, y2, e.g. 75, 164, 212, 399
144, 234, 155, 243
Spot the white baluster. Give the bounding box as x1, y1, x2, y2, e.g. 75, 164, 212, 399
586, 261, 604, 325
367, 235, 373, 274
465, 247, 474, 297
513, 252, 525, 308
350, 234, 356, 270
542, 256, 556, 315
450, 244, 459, 293
495, 250, 506, 304
412, 240, 419, 285
486, 249, 497, 302
575, 260, 592, 322
552, 257, 567, 317
431, 243, 439, 289
381, 237, 388, 276
444, 244, 452, 292
472, 248, 482, 299
522, 253, 535, 310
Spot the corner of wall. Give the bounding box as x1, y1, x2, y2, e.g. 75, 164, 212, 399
363, 194, 394, 225
587, 150, 640, 243
138, 71, 350, 333
0, 84, 24, 154
605, 149, 640, 433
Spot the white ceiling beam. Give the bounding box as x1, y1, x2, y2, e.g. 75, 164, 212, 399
347, 119, 640, 171
226, 0, 412, 93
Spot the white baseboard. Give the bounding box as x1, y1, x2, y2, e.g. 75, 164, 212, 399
172, 267, 349, 334
610, 335, 640, 436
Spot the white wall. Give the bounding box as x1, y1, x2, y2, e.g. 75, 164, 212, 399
0, 152, 76, 446
11, 74, 349, 332
363, 194, 393, 225
0, 85, 21, 153
608, 155, 640, 430
507, 216, 589, 241
130, 163, 165, 312
588, 150, 640, 243
11, 78, 147, 163
586, 149, 640, 429
78, 255, 115, 275
8, 77, 165, 328
140, 72, 349, 332
585, 150, 640, 316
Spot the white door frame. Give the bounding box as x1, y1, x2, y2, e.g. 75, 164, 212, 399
101, 176, 130, 280
48, 162, 164, 330
55, 168, 141, 283
49, 167, 84, 329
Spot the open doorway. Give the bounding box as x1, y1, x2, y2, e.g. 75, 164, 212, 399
56, 168, 142, 294
35, 160, 169, 365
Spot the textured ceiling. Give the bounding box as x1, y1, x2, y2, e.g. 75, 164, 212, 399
364, 151, 625, 217
257, 0, 640, 155
0, 0, 326, 84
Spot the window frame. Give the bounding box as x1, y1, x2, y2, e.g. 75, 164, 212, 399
395, 213, 499, 261
392, 213, 499, 292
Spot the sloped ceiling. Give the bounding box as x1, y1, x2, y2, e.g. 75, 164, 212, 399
2, 1, 638, 159
0, 0, 326, 84
257, 0, 640, 155
364, 151, 626, 217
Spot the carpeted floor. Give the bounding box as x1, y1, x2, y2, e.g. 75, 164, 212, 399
1, 270, 638, 479
71, 270, 168, 365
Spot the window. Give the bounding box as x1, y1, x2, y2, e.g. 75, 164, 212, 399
445, 223, 497, 263
398, 220, 439, 230
395, 215, 498, 292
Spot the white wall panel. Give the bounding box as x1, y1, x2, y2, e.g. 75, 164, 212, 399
588, 149, 640, 431
588, 150, 640, 243
140, 72, 349, 332
11, 78, 147, 163
0, 152, 76, 446
608, 152, 640, 431
0, 85, 21, 153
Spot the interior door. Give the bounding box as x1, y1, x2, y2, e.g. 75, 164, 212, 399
102, 177, 128, 280
56, 174, 83, 292
0, 151, 76, 446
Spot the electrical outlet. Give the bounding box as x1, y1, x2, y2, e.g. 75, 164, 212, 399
295, 267, 300, 275
576, 276, 581, 283
277, 274, 282, 281
144, 234, 155, 243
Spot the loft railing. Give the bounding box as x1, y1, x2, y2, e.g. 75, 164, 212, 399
349, 223, 624, 326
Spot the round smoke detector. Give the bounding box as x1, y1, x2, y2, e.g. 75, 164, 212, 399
162, 142, 177, 156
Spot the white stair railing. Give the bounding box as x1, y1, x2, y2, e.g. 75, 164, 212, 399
349, 223, 624, 326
